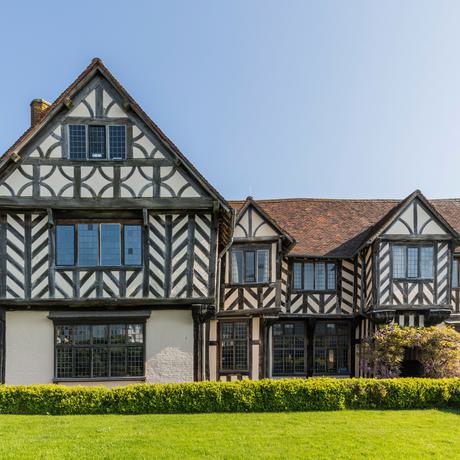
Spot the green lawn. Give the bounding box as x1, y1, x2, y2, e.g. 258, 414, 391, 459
0, 410, 458, 459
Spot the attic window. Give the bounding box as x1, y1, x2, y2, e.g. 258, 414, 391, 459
68, 125, 126, 160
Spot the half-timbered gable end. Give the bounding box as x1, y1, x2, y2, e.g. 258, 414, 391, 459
0, 59, 232, 307
0, 58, 232, 385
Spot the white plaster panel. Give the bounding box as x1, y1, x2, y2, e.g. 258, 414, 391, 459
145, 310, 194, 383
5, 311, 54, 384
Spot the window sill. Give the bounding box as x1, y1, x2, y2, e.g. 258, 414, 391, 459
53, 376, 146, 383
292, 290, 337, 294
392, 278, 434, 282
219, 371, 249, 375
227, 283, 274, 288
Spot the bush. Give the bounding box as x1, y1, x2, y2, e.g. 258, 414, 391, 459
361, 324, 460, 378
0, 378, 459, 415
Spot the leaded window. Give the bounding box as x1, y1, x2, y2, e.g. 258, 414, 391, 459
391, 245, 434, 280
220, 321, 248, 372
293, 261, 336, 291
452, 258, 460, 288
231, 248, 270, 284
55, 223, 142, 267
68, 124, 126, 160
314, 322, 350, 375
272, 322, 305, 376
55, 323, 144, 379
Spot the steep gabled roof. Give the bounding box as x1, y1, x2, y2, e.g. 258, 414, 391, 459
233, 196, 295, 248
1, 57, 234, 246
230, 192, 460, 258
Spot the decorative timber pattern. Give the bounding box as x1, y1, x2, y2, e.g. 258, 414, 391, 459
148, 213, 213, 299
378, 242, 391, 304
364, 246, 373, 311
280, 259, 289, 312
222, 285, 278, 311
378, 241, 450, 307
341, 259, 354, 314
30, 214, 50, 298
436, 242, 449, 304
5, 213, 26, 298
289, 292, 338, 314
451, 289, 460, 313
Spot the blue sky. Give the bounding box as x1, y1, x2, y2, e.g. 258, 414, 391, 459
1, 1, 460, 200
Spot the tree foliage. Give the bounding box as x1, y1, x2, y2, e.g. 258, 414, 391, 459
361, 324, 460, 378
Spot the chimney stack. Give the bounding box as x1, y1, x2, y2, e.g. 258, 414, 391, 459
30, 99, 51, 126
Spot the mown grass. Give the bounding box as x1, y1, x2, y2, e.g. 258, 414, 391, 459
0, 410, 458, 459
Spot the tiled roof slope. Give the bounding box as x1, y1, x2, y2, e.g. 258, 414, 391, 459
230, 197, 460, 257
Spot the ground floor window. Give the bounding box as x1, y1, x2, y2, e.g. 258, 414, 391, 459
55, 323, 144, 379
272, 322, 305, 375
220, 321, 249, 372
313, 322, 350, 375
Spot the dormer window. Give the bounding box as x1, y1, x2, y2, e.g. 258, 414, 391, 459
231, 247, 270, 284
292, 261, 336, 291
391, 244, 434, 280
68, 125, 126, 160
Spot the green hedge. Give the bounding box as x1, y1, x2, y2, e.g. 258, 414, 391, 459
0, 378, 459, 415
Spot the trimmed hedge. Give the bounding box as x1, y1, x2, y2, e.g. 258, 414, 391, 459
0, 378, 459, 415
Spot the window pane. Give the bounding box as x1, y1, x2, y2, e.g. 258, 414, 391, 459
127, 347, 144, 376
56, 348, 73, 378
110, 348, 126, 377
88, 125, 106, 159
407, 247, 418, 278
304, 263, 314, 290
392, 246, 406, 278
110, 324, 126, 344
293, 263, 302, 289
315, 263, 326, 290
220, 322, 248, 371
109, 126, 126, 160
100, 224, 121, 266
93, 349, 108, 377
78, 224, 99, 266
272, 322, 305, 376
124, 225, 142, 265
327, 263, 336, 290
92, 325, 108, 345
56, 225, 75, 266
231, 251, 243, 283
74, 325, 91, 345
127, 324, 143, 344
420, 246, 434, 278
452, 260, 459, 288
68, 125, 86, 160
74, 348, 91, 378
314, 322, 349, 375
257, 250, 269, 283
245, 251, 256, 283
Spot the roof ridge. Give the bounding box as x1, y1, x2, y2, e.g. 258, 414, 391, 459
229, 197, 402, 203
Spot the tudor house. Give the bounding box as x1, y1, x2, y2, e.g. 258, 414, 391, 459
1, 60, 460, 385
0, 59, 232, 385
210, 194, 460, 380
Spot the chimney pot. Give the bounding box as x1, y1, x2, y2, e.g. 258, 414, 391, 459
30, 99, 51, 126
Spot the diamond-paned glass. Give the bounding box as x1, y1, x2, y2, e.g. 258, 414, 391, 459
56, 225, 75, 266
407, 247, 418, 278
55, 323, 144, 380
124, 225, 142, 265
78, 224, 99, 266
68, 125, 86, 159
392, 246, 406, 278
109, 126, 126, 159
272, 322, 305, 376
420, 246, 434, 278
220, 322, 248, 371
88, 125, 106, 159
314, 322, 350, 375
100, 224, 121, 266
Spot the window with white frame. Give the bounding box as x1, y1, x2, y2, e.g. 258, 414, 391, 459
68, 125, 126, 160
231, 247, 269, 284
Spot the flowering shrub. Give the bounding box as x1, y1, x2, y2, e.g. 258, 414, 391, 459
361, 324, 460, 378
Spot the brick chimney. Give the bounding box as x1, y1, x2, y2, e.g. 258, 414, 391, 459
30, 99, 51, 126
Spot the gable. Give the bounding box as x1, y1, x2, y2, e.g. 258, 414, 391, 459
234, 204, 280, 238
0, 72, 208, 201
383, 198, 448, 237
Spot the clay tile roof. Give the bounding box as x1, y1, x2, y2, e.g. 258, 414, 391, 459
229, 197, 460, 258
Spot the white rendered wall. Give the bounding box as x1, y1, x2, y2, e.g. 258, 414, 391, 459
5, 311, 54, 384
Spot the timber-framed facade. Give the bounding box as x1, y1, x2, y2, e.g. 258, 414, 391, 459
0, 59, 459, 385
